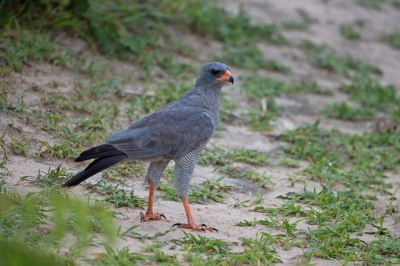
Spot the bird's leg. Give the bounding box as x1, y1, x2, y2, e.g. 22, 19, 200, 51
140, 180, 165, 222
172, 197, 218, 232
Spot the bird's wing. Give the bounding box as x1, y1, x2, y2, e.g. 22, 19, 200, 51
106, 105, 215, 159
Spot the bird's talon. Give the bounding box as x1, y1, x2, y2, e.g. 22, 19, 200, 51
160, 214, 166, 219
172, 223, 182, 227
201, 223, 207, 227
201, 228, 206, 232
212, 228, 218, 233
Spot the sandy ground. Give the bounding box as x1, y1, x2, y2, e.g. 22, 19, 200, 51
1, 0, 400, 265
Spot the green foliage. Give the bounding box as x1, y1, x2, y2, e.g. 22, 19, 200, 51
176, 232, 230, 254
90, 180, 147, 209
0, 30, 71, 71
160, 176, 233, 204
215, 44, 291, 72
339, 24, 362, 40
281, 19, 312, 30
322, 102, 375, 121
279, 157, 300, 168
282, 120, 400, 188
393, 0, 400, 8
90, 245, 146, 265
0, 188, 115, 265
239, 75, 299, 100
22, 164, 73, 188
298, 81, 334, 95
356, 0, 388, 9
199, 144, 268, 166
239, 233, 282, 264
302, 40, 382, 76
383, 30, 400, 49
340, 75, 400, 116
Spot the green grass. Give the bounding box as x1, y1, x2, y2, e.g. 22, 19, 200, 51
356, 0, 388, 9
282, 120, 399, 188
339, 24, 362, 40
383, 30, 400, 49
215, 44, 291, 73
340, 75, 400, 117
0, 186, 116, 265
322, 102, 375, 121
302, 40, 382, 76
281, 19, 312, 30
0, 30, 72, 71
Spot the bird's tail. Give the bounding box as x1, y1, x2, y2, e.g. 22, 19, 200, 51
62, 144, 127, 187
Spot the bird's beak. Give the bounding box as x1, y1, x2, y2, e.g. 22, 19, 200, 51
217, 70, 234, 85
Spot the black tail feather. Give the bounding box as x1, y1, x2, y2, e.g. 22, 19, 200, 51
63, 154, 128, 187
75, 144, 124, 162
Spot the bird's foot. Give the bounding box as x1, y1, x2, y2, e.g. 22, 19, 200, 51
140, 212, 166, 222
172, 223, 218, 232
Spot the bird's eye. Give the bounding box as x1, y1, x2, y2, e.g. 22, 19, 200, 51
211, 69, 219, 75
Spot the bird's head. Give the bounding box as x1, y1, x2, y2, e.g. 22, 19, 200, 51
195, 62, 234, 87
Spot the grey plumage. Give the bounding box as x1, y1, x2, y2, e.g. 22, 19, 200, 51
62, 62, 233, 231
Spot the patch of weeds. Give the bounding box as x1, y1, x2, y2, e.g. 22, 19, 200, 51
199, 144, 268, 166
104, 189, 147, 209
130, 80, 191, 114
0, 189, 115, 265
189, 177, 233, 204
0, 134, 8, 163
150, 249, 179, 265
356, 0, 388, 9
261, 200, 309, 217
393, 0, 400, 8
367, 234, 400, 260
1, 88, 37, 114
372, 215, 390, 235
339, 24, 362, 40
90, 180, 147, 209
239, 75, 299, 100
244, 105, 279, 131
158, 182, 181, 202
235, 219, 258, 227
174, 231, 230, 254
383, 30, 400, 49
340, 75, 400, 115
8, 135, 31, 156
322, 102, 375, 121
89, 245, 147, 265
282, 120, 400, 180
299, 81, 334, 95
169, 2, 288, 45
281, 19, 312, 30
239, 233, 282, 264
305, 226, 367, 260
229, 148, 269, 165
21, 165, 73, 188
0, 30, 72, 71
302, 40, 382, 76
215, 44, 291, 73
102, 161, 147, 179
36, 139, 79, 159
282, 187, 375, 229
247, 170, 274, 188
279, 157, 301, 168
233, 189, 264, 208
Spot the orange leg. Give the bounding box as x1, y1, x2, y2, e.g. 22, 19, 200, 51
172, 197, 218, 232
140, 180, 165, 222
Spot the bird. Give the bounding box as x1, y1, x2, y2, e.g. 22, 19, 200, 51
62, 62, 234, 232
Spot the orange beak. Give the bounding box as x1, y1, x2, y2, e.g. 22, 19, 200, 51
216, 70, 234, 84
